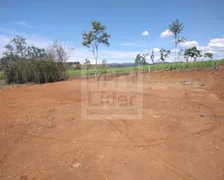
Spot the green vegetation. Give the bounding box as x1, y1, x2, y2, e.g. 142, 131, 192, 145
0, 36, 70, 84
0, 71, 4, 80
67, 59, 224, 78
169, 19, 186, 58
82, 21, 111, 65
5, 59, 67, 84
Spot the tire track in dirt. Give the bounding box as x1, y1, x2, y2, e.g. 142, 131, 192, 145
184, 92, 222, 137
5, 129, 200, 179
104, 115, 200, 180
0, 117, 208, 179
106, 120, 135, 144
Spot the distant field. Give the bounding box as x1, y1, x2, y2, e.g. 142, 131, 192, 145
68, 59, 224, 78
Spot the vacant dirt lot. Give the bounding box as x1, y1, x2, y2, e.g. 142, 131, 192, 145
0, 67, 224, 180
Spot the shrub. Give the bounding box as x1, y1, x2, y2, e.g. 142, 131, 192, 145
0, 71, 4, 80
4, 58, 68, 84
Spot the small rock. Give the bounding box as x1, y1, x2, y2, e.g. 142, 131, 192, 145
200, 113, 207, 117
73, 163, 81, 168
153, 114, 160, 118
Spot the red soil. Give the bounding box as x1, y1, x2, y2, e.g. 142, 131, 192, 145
0, 67, 224, 180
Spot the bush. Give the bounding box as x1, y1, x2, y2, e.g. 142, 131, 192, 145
4, 58, 68, 84
0, 71, 4, 80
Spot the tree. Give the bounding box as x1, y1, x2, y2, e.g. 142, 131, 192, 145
135, 54, 141, 65
3, 36, 27, 57
3, 36, 48, 61
150, 50, 155, 64
26, 46, 47, 60
159, 48, 171, 62
177, 49, 185, 62
3, 44, 15, 57
135, 53, 148, 66
84, 59, 91, 69
1, 36, 69, 84
169, 19, 185, 58
47, 41, 73, 63
2, 36, 28, 69
102, 59, 107, 68
203, 52, 213, 60
82, 21, 111, 65
184, 46, 202, 62
142, 53, 149, 65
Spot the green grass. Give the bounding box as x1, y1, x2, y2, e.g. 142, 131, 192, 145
68, 59, 224, 78
68, 66, 148, 77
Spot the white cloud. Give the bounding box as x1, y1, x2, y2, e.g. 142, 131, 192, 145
208, 38, 224, 48
152, 48, 160, 53
142, 30, 149, 36
120, 41, 147, 47
160, 29, 173, 38
199, 38, 224, 59
16, 20, 34, 28
179, 41, 199, 48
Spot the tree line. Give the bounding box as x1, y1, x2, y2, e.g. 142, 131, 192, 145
0, 19, 215, 84
135, 19, 213, 66
80, 19, 213, 66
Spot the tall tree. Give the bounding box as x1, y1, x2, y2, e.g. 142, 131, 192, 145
169, 19, 185, 59
82, 21, 111, 65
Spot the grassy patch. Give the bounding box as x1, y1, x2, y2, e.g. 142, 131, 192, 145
68, 59, 224, 78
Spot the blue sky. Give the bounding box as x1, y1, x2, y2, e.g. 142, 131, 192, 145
0, 0, 224, 63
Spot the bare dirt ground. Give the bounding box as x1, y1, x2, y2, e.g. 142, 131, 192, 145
0, 67, 224, 180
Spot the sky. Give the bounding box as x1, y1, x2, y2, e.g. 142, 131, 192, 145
0, 0, 224, 63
